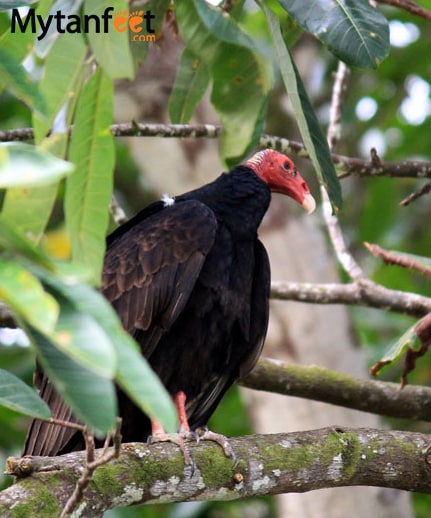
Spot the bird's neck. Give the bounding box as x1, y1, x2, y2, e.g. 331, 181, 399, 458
181, 167, 271, 235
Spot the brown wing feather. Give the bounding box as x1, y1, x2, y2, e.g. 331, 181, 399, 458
102, 200, 217, 357
22, 363, 80, 456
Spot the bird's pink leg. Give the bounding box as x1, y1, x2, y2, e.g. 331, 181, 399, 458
148, 391, 195, 466
174, 391, 190, 433
148, 391, 235, 465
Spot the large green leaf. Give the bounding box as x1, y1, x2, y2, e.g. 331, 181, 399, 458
192, 0, 259, 52
0, 48, 46, 116
65, 68, 115, 283
0, 184, 59, 242
0, 260, 59, 336
0, 136, 68, 242
33, 269, 117, 379
32, 32, 87, 143
263, 5, 343, 211
34, 0, 84, 58
0, 142, 73, 188
169, 48, 210, 124
176, 0, 272, 164
0, 219, 54, 271
44, 277, 178, 432
26, 325, 118, 436
84, 0, 134, 79
278, 0, 389, 68
0, 369, 50, 419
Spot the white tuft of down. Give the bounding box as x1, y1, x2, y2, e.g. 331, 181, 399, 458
161, 193, 175, 207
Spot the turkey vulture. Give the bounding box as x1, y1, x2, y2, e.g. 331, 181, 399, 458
23, 149, 315, 456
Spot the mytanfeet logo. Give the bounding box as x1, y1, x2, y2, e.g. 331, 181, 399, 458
10, 7, 157, 42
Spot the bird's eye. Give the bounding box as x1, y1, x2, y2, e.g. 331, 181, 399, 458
283, 161, 291, 170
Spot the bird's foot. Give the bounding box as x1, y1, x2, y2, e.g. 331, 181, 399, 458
147, 430, 197, 468
195, 427, 237, 464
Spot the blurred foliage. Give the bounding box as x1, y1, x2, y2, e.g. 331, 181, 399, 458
0, 0, 430, 516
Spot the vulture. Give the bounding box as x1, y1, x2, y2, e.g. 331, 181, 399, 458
23, 149, 315, 457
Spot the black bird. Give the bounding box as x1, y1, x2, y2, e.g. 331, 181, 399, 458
23, 149, 315, 456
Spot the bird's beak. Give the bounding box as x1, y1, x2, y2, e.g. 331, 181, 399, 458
302, 193, 316, 214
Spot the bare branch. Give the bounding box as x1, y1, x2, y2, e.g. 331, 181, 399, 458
1, 125, 430, 179
241, 357, 431, 422
376, 0, 431, 20
3, 428, 431, 515
270, 279, 431, 318
400, 180, 431, 206
323, 62, 364, 280
365, 242, 431, 279
327, 61, 351, 150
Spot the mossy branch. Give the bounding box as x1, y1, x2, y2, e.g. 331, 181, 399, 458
241, 358, 431, 422
2, 427, 431, 516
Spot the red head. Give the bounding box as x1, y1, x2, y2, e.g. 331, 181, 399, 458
245, 149, 316, 214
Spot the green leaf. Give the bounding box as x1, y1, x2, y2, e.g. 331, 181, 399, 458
169, 48, 210, 124
0, 142, 74, 188
26, 325, 117, 435
84, 0, 134, 79
41, 275, 177, 432
0, 219, 54, 270
129, 0, 170, 66
0, 260, 59, 336
1, 184, 59, 242
212, 45, 272, 166
0, 369, 51, 419
0, 1, 37, 9
33, 269, 117, 379
0, 48, 46, 116
192, 0, 259, 53
176, 0, 272, 164
34, 0, 84, 59
263, 5, 343, 211
1, 136, 69, 242
278, 0, 390, 68
66, 68, 115, 283
32, 32, 87, 143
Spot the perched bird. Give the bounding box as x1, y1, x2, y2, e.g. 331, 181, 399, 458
23, 149, 315, 457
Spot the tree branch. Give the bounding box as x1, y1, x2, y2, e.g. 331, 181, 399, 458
2, 427, 431, 516
1, 124, 430, 179
376, 0, 431, 21
241, 358, 431, 422
1, 279, 430, 329
270, 279, 431, 318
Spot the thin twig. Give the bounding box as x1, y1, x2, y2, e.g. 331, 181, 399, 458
365, 242, 431, 279
60, 419, 122, 517
400, 180, 431, 206
376, 0, 431, 20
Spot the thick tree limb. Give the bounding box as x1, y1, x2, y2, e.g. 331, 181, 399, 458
2, 427, 431, 516
1, 124, 430, 179
241, 358, 431, 422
